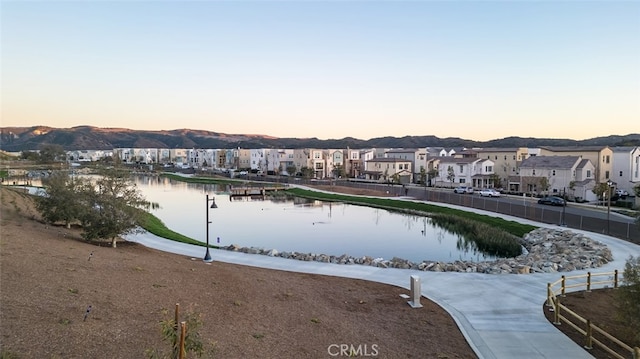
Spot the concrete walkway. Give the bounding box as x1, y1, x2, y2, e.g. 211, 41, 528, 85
126, 197, 640, 359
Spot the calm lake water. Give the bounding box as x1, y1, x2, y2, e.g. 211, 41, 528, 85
135, 176, 500, 263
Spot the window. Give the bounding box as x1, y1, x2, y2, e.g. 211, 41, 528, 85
587, 170, 591, 178
533, 169, 536, 175
459, 165, 464, 173
485, 166, 493, 172
459, 179, 466, 184
605, 170, 610, 179
606, 155, 610, 164
513, 155, 516, 160
495, 156, 498, 160
504, 155, 507, 160
552, 170, 556, 176
619, 171, 623, 177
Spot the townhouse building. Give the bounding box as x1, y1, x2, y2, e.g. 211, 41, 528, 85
67, 149, 113, 162
237, 148, 251, 170
385, 148, 427, 184
539, 146, 612, 184
277, 149, 295, 175
363, 157, 413, 184
611, 146, 640, 194
325, 149, 344, 178
187, 149, 215, 169
518, 155, 596, 200
426, 147, 460, 158
292, 148, 326, 178
434, 157, 496, 188
476, 147, 530, 191
249, 149, 267, 173
344, 148, 363, 178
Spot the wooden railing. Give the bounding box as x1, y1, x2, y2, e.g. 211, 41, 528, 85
546, 271, 640, 359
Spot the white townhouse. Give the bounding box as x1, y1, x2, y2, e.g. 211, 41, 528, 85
325, 149, 344, 178
292, 148, 326, 178
169, 148, 188, 167
277, 149, 295, 175
133, 148, 160, 164
219, 148, 238, 170
359, 149, 376, 163
237, 148, 251, 170
113, 148, 134, 163
385, 148, 427, 184
187, 149, 215, 169
518, 155, 596, 199
264, 149, 280, 174
344, 148, 363, 178
426, 147, 459, 158
434, 157, 496, 188
611, 146, 640, 195
363, 157, 413, 184
157, 149, 171, 164
539, 146, 613, 184
476, 147, 531, 191
67, 149, 112, 162
250, 149, 268, 173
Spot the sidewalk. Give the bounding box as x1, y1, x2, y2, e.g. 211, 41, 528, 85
127, 200, 640, 359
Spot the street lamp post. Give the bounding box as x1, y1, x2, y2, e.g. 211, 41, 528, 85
204, 194, 218, 262
606, 180, 612, 235
560, 187, 566, 227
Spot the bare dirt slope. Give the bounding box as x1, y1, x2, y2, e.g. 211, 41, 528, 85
0, 187, 476, 359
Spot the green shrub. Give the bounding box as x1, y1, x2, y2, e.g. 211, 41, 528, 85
616, 256, 640, 346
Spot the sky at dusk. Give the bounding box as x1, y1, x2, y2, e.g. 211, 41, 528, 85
2, 1, 639, 141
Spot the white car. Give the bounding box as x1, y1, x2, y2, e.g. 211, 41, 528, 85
454, 186, 474, 194
615, 189, 629, 197
479, 188, 501, 197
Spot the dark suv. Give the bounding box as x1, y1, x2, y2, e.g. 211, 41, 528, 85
538, 196, 566, 206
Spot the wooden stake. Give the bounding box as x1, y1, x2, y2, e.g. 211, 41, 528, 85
179, 321, 186, 359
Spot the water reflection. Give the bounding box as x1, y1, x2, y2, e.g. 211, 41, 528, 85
134, 176, 499, 263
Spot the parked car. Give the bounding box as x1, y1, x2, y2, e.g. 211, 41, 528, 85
615, 189, 629, 198
538, 196, 566, 206
454, 186, 474, 194
479, 188, 501, 197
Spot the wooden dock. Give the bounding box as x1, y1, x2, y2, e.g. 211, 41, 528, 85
229, 186, 285, 198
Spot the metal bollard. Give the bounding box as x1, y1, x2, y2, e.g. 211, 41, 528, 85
408, 275, 423, 308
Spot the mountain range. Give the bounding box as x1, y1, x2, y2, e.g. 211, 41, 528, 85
1, 126, 639, 152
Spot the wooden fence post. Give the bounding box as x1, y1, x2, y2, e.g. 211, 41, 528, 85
178, 321, 186, 359
546, 283, 554, 309
632, 347, 640, 359
553, 296, 561, 325
614, 269, 619, 288
584, 319, 593, 349
173, 303, 180, 359
561, 275, 566, 297
587, 272, 592, 292
174, 303, 180, 329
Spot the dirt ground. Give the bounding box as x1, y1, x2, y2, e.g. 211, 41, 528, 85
2, 184, 633, 359
0, 186, 476, 359
543, 289, 639, 359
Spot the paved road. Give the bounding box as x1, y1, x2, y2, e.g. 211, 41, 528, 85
126, 189, 640, 359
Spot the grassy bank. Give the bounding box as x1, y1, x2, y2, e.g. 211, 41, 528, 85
138, 211, 219, 249
284, 188, 537, 238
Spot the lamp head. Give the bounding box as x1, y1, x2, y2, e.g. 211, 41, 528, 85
210, 198, 218, 209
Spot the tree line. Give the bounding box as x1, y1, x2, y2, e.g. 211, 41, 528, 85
35, 169, 156, 247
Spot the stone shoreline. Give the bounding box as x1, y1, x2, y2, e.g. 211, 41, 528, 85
224, 227, 613, 274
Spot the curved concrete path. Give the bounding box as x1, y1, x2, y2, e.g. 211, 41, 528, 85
126, 195, 640, 359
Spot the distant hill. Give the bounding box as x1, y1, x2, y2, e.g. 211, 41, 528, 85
1, 126, 638, 151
